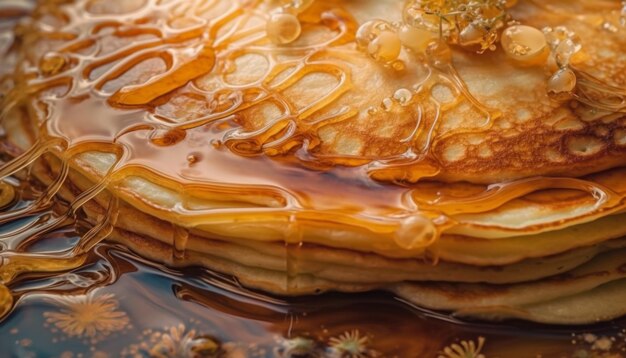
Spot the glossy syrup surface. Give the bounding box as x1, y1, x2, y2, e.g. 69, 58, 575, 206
1, 0, 625, 254
1, 0, 626, 356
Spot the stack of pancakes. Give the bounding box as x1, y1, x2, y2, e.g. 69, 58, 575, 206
1, 0, 626, 324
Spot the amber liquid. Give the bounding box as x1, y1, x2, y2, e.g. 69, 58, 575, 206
1, 0, 626, 356
0, 0, 623, 257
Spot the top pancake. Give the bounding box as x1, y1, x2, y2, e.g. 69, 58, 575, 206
3, 0, 625, 185
2, 0, 626, 259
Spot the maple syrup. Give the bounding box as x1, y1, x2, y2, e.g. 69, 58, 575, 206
0, 2, 625, 354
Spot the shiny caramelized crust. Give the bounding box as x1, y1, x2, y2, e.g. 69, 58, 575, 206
3, 0, 626, 183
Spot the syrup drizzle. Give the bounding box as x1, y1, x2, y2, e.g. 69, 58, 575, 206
0, 0, 625, 322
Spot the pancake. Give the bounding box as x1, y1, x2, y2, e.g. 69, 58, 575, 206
23, 154, 626, 324
1, 0, 626, 325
